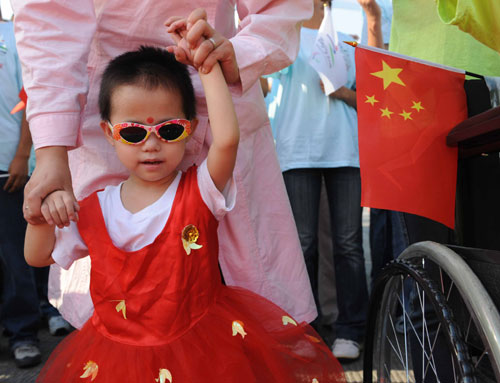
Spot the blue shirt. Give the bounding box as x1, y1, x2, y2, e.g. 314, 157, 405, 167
0, 21, 23, 172
271, 28, 359, 172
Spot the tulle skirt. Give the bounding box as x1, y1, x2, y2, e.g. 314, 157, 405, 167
37, 286, 346, 382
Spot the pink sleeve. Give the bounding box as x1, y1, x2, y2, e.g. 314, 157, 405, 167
232, 0, 313, 93
12, 0, 97, 149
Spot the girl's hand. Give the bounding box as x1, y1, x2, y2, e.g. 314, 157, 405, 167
41, 190, 80, 228
165, 8, 240, 84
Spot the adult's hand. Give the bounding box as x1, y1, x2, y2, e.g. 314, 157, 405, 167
3, 155, 29, 193
165, 8, 240, 84
23, 146, 76, 225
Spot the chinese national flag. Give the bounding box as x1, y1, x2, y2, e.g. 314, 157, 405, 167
355, 45, 468, 228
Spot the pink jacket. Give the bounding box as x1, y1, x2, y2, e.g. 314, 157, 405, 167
13, 0, 317, 327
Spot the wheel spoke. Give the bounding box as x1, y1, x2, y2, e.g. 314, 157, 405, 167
451, 352, 457, 383
402, 276, 410, 383
388, 313, 405, 367
465, 316, 472, 343
396, 292, 440, 380
445, 280, 455, 301
415, 281, 439, 380
474, 350, 487, 369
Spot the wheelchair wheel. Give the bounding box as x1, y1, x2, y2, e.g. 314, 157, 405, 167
363, 258, 475, 383
400, 242, 500, 382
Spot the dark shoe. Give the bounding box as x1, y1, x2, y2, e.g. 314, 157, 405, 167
13, 344, 41, 368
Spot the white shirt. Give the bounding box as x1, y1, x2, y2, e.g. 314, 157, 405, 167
53, 160, 236, 269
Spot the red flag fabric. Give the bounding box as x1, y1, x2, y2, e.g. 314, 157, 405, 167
355, 46, 468, 228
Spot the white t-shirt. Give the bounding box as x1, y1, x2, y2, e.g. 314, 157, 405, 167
52, 160, 236, 269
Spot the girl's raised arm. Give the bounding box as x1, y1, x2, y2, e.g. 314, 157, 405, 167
199, 63, 239, 192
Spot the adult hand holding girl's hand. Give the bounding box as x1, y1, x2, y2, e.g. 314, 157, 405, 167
24, 146, 77, 225
41, 189, 79, 228
165, 8, 240, 84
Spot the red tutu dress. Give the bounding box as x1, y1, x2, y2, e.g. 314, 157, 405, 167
38, 167, 346, 382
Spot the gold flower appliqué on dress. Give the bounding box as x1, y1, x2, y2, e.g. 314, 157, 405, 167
111, 300, 127, 319
155, 368, 172, 383
282, 315, 298, 326
80, 360, 98, 381
181, 224, 203, 255
232, 320, 247, 339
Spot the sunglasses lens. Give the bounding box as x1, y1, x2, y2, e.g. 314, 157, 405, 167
119, 126, 147, 143
158, 124, 185, 141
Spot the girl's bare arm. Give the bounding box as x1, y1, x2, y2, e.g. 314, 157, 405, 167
200, 63, 239, 192
25, 223, 55, 267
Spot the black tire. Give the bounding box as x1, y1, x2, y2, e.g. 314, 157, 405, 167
363, 259, 475, 383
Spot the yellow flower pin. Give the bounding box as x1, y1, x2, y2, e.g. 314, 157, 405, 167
109, 299, 127, 319
232, 320, 247, 339
115, 300, 127, 319
282, 315, 297, 326
80, 360, 98, 381
181, 225, 203, 255
155, 368, 172, 383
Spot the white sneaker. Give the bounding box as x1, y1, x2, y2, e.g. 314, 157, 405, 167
13, 344, 41, 368
332, 338, 360, 359
48, 315, 72, 336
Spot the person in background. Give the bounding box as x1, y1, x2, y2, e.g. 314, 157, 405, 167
12, 1, 317, 330
0, 12, 41, 368
271, 0, 367, 360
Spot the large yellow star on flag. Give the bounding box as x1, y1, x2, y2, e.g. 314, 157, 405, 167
399, 110, 413, 120
365, 95, 379, 106
371, 61, 406, 90
380, 107, 393, 119
411, 101, 424, 112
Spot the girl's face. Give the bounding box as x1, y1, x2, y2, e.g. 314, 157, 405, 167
101, 84, 196, 186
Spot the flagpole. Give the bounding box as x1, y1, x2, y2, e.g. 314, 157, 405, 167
344, 41, 468, 75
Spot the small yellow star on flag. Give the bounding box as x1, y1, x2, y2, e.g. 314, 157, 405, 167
365, 95, 379, 106
380, 107, 393, 119
371, 60, 406, 90
411, 101, 424, 112
399, 110, 413, 120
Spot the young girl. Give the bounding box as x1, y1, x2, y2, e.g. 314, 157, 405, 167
25, 30, 345, 381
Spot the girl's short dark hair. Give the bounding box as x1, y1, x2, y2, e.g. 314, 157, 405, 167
98, 46, 196, 121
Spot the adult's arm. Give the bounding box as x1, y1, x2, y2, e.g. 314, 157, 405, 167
232, 0, 312, 93
13, 0, 97, 149
12, 0, 97, 222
